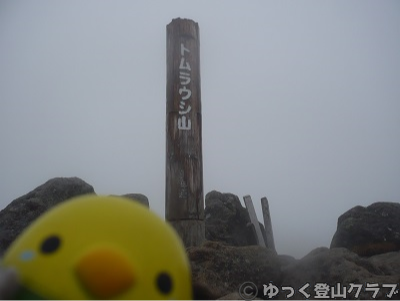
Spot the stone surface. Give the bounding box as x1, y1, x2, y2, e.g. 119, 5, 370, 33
0, 267, 19, 300
0, 177, 94, 254
205, 191, 268, 247
188, 241, 281, 299
192, 281, 219, 300
218, 292, 261, 300
119, 193, 150, 208
189, 244, 400, 300
330, 202, 400, 256
278, 247, 400, 300
368, 250, 400, 276
277, 254, 297, 270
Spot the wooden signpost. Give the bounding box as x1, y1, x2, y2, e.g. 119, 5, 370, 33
165, 18, 205, 247
261, 197, 276, 251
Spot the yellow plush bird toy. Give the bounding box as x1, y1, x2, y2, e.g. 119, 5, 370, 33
1, 195, 192, 299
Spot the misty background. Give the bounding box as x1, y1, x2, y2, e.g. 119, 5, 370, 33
1, 1, 399, 259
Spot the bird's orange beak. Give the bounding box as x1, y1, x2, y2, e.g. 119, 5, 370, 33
75, 247, 135, 299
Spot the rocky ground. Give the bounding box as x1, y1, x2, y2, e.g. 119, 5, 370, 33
1, 177, 399, 299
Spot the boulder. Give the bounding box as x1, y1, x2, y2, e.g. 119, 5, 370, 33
205, 191, 267, 247
0, 177, 94, 254
0, 267, 19, 300
218, 292, 261, 300
192, 281, 220, 300
368, 250, 400, 276
330, 202, 400, 256
279, 247, 400, 300
120, 193, 149, 208
278, 254, 297, 270
188, 241, 281, 299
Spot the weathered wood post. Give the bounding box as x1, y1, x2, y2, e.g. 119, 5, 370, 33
243, 195, 266, 247
166, 18, 205, 247
261, 197, 276, 251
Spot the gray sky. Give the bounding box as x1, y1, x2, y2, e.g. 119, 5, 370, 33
1, 1, 399, 259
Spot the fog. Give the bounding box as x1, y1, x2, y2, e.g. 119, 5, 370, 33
1, 1, 399, 258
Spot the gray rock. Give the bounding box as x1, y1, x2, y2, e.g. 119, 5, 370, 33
368, 250, 400, 276
192, 281, 219, 300
330, 202, 400, 256
0, 267, 19, 300
120, 193, 149, 208
0, 177, 94, 254
279, 247, 400, 300
278, 254, 297, 270
218, 292, 262, 300
188, 241, 281, 299
205, 191, 267, 247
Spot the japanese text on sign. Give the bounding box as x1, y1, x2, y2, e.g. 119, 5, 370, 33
177, 43, 192, 130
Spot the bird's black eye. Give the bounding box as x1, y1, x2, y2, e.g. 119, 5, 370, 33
156, 272, 173, 294
40, 235, 61, 254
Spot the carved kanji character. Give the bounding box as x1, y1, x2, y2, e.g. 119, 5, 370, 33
178, 116, 191, 130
